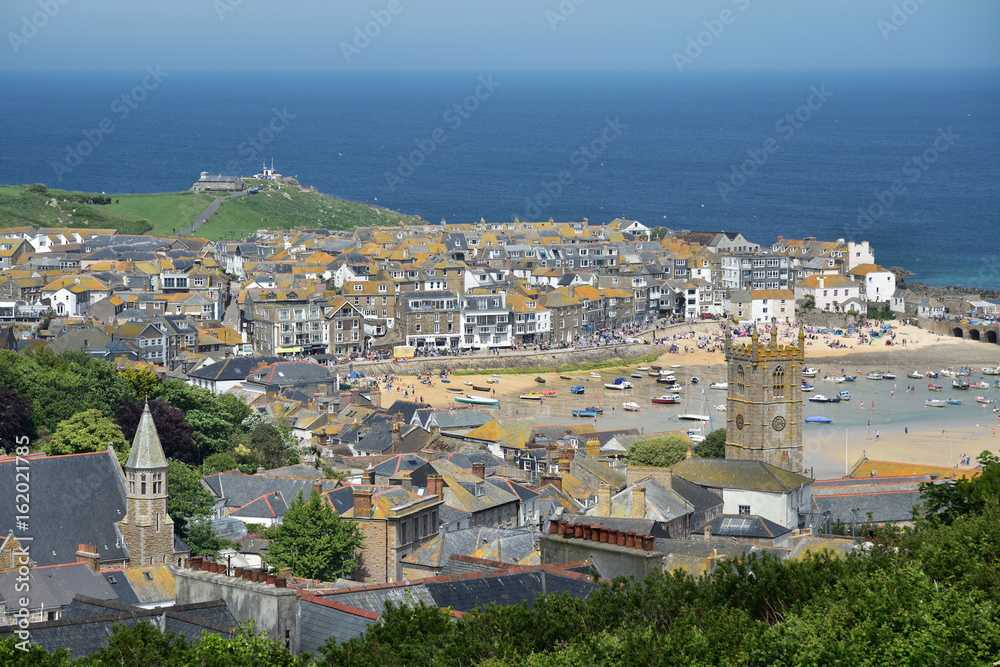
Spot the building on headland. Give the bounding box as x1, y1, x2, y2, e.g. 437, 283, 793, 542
192, 172, 244, 192
723, 322, 805, 474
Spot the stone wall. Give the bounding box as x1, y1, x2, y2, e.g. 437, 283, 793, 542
540, 534, 663, 580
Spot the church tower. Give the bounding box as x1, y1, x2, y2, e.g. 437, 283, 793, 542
723, 321, 804, 473
117, 403, 175, 566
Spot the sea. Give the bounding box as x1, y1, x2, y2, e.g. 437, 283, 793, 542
2, 68, 998, 288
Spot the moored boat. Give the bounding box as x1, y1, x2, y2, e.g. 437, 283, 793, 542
947, 399, 963, 405
519, 392, 543, 400
534, 376, 546, 384
637, 366, 651, 371
804, 416, 833, 423
928, 383, 943, 392
843, 376, 857, 382
472, 385, 491, 392
570, 385, 585, 395
678, 413, 710, 422
650, 394, 682, 405
925, 399, 946, 407
802, 367, 818, 378
455, 394, 499, 406
801, 384, 815, 392
866, 372, 883, 381
541, 390, 557, 397
559, 375, 574, 381
976, 396, 992, 404
883, 372, 897, 380
808, 394, 841, 403
952, 380, 970, 390
630, 373, 644, 379
590, 372, 602, 378
586, 406, 604, 414
838, 390, 851, 401
970, 381, 990, 389
907, 371, 923, 379
823, 376, 846, 383
622, 401, 641, 412
709, 381, 728, 390
446, 387, 463, 393
572, 410, 597, 418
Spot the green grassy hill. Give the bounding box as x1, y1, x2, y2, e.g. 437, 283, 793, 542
0, 181, 426, 239
194, 180, 425, 240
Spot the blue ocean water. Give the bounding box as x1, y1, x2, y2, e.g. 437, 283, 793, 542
1, 69, 998, 287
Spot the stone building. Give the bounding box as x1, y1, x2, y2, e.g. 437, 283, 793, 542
723, 323, 804, 474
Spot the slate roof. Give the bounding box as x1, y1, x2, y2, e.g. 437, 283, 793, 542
202, 472, 339, 510
299, 594, 380, 653
125, 403, 169, 470
585, 479, 693, 526
402, 527, 535, 568
812, 491, 925, 525
380, 400, 430, 424
665, 475, 724, 513
0, 450, 129, 566
565, 515, 670, 538
487, 477, 541, 503
0, 563, 117, 613
669, 458, 812, 493
370, 453, 429, 478
187, 355, 283, 381
692, 514, 791, 540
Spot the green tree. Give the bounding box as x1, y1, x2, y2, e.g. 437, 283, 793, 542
694, 428, 726, 458
264, 489, 363, 581
45, 409, 129, 462
167, 459, 216, 537
203, 451, 240, 474
622, 435, 690, 468
184, 519, 229, 557
118, 365, 160, 399
918, 451, 1000, 522
248, 422, 298, 470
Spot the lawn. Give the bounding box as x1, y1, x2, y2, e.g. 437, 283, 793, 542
111, 191, 216, 236
0, 184, 153, 235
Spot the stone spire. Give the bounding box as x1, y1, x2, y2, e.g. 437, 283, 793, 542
125, 402, 168, 470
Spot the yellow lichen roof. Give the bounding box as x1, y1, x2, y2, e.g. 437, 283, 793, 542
847, 457, 980, 481
797, 275, 857, 289
121, 564, 175, 604
41, 275, 109, 292
848, 263, 888, 276
749, 289, 795, 300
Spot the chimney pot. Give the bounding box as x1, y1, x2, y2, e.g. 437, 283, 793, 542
352, 487, 373, 517
312, 481, 323, 497
275, 577, 287, 588
590, 524, 601, 542
704, 525, 713, 543
472, 462, 485, 479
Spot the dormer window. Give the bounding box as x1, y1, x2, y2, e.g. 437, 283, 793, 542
353, 284, 362, 291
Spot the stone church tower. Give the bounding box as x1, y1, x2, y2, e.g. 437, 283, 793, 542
723, 321, 804, 473
117, 403, 176, 566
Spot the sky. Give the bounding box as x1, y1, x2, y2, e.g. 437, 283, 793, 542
1, 0, 998, 71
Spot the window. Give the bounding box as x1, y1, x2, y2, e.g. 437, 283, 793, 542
739, 505, 751, 516
773, 366, 785, 398
737, 365, 745, 396
353, 284, 362, 291
400, 521, 408, 544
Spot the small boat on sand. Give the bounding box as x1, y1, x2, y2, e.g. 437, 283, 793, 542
622, 402, 641, 412
651, 394, 681, 405
805, 416, 833, 423
519, 392, 542, 400
572, 410, 597, 418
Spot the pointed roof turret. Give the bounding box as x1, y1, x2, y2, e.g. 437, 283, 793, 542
125, 402, 169, 470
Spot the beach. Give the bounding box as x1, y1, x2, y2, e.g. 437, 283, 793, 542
372, 323, 1000, 478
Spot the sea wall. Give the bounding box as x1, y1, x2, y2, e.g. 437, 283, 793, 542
326, 343, 655, 378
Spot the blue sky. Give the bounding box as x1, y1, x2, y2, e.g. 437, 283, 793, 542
2, 0, 998, 71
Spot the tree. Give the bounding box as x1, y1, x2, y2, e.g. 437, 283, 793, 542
45, 409, 129, 462
118, 400, 198, 463
918, 451, 1000, 523
166, 459, 215, 537
801, 294, 816, 311
622, 435, 690, 468
203, 451, 240, 474
118, 365, 160, 399
0, 386, 35, 453
184, 519, 229, 557
264, 489, 363, 581
248, 422, 298, 471
694, 428, 726, 458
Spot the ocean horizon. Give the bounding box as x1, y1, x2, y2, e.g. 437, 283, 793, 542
2, 68, 998, 288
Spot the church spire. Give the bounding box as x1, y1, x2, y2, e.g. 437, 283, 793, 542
125, 402, 168, 471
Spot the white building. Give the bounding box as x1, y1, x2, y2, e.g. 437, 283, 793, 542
848, 264, 896, 302
794, 275, 861, 312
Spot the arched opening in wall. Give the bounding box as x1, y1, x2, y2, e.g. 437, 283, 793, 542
986, 330, 998, 345
951, 327, 965, 338
968, 329, 981, 341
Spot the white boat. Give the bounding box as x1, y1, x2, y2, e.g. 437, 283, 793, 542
883, 372, 897, 380
678, 413, 710, 422
982, 367, 1000, 376
802, 367, 818, 378
925, 399, 946, 407
622, 401, 641, 412
660, 383, 683, 391
970, 381, 990, 389
455, 394, 499, 406
604, 382, 632, 390
907, 371, 924, 379
939, 369, 957, 378
808, 394, 841, 403
866, 372, 883, 381
823, 376, 846, 383
590, 372, 602, 378
976, 396, 992, 404
800, 384, 815, 392
709, 381, 728, 390
637, 366, 650, 371
670, 364, 683, 368
463, 381, 474, 386
714, 404, 727, 412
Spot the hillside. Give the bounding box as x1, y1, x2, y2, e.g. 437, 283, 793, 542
0, 181, 426, 239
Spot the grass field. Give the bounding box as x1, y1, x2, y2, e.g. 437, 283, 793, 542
112, 191, 216, 236
0, 185, 153, 235
193, 181, 425, 240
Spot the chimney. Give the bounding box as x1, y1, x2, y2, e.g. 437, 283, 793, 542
632, 486, 646, 519
597, 483, 611, 518
430, 422, 440, 438
472, 462, 485, 479
75, 544, 100, 572
704, 525, 712, 543
312, 481, 323, 497
352, 487, 373, 518
540, 474, 562, 493
427, 474, 444, 500
391, 421, 402, 455
586, 438, 600, 458
562, 446, 576, 463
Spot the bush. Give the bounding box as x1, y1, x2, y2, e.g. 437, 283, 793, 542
26, 183, 47, 193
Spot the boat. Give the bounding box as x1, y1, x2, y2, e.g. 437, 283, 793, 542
844, 376, 857, 383
637, 366, 651, 371
572, 410, 597, 418
678, 413, 711, 422
657, 376, 679, 385
570, 385, 585, 395
622, 401, 641, 412
650, 394, 682, 405
559, 375, 574, 381
463, 381, 474, 386
971, 381, 990, 389
472, 385, 491, 392
541, 390, 557, 397
519, 392, 543, 400
928, 384, 943, 392
939, 369, 957, 378
805, 416, 833, 423
487, 379, 499, 384
802, 367, 818, 378
883, 373, 897, 380
982, 367, 1000, 376
801, 384, 815, 392
455, 394, 499, 406
947, 399, 963, 405
649, 370, 663, 377
590, 372, 601, 378
709, 382, 728, 390
838, 390, 851, 401
866, 372, 883, 381
976, 396, 992, 404
446, 387, 463, 393
586, 406, 604, 414
924, 400, 946, 408
823, 376, 846, 383
690, 377, 700, 384
650, 365, 662, 371
659, 383, 683, 391
605, 378, 633, 390
808, 394, 841, 403
440, 379, 450, 383
492, 374, 502, 378
952, 380, 970, 390
907, 371, 923, 379
714, 404, 727, 412
995, 380, 1000, 389
686, 429, 706, 443
630, 373, 644, 379
534, 377, 546, 384
926, 371, 939, 378
670, 364, 682, 369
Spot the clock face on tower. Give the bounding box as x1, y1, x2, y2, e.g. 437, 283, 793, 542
772, 416, 786, 431
736, 414, 744, 430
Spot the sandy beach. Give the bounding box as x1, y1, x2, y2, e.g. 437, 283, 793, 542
373, 323, 1000, 477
